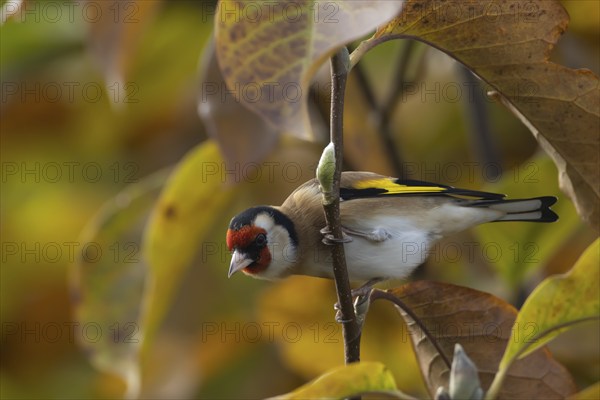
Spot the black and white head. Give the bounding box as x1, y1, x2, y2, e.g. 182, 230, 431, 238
226, 206, 299, 280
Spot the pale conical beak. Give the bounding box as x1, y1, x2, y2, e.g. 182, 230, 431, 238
228, 250, 254, 278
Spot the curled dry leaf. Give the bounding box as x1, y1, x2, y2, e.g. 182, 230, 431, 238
214, 0, 404, 138
379, 281, 576, 399
371, 0, 600, 230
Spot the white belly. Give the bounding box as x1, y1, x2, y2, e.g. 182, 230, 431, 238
343, 228, 437, 281
298, 221, 440, 282
296, 203, 501, 282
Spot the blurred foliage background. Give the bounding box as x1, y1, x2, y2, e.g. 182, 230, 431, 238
1, 0, 598, 398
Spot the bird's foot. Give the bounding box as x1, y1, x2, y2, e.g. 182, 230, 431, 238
333, 278, 383, 324
320, 226, 390, 245
351, 277, 384, 298
334, 295, 372, 325
333, 302, 352, 323
342, 226, 391, 242
320, 226, 353, 245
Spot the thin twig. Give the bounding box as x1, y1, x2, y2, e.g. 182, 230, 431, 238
350, 61, 405, 176
350, 62, 378, 111
349, 37, 386, 70
323, 47, 362, 364
349, 40, 427, 177
459, 66, 501, 179
380, 41, 417, 127
376, 41, 420, 177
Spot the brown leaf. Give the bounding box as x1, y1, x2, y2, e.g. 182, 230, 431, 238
373, 0, 600, 230
198, 40, 279, 166
378, 281, 576, 399
215, 0, 404, 137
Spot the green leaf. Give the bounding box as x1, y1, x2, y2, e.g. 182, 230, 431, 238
215, 0, 404, 137
268, 362, 400, 400
501, 238, 600, 366
71, 169, 169, 398
487, 238, 600, 399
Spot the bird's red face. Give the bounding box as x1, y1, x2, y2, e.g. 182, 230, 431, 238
227, 206, 298, 280
226, 225, 272, 277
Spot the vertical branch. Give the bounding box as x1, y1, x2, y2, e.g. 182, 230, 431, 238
322, 47, 361, 364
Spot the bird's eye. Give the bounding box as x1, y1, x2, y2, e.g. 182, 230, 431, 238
255, 233, 267, 246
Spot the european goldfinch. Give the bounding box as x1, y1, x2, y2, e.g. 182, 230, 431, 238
226, 172, 557, 283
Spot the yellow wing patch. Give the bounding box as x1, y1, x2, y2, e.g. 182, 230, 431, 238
341, 177, 505, 200
353, 178, 447, 195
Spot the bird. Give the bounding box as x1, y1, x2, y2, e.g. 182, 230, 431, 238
226, 172, 558, 284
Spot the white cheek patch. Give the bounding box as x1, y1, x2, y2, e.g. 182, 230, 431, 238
268, 225, 298, 262
253, 212, 298, 277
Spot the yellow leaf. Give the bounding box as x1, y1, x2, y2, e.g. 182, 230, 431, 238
569, 382, 600, 400
269, 362, 397, 400
142, 141, 236, 355
140, 137, 321, 389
